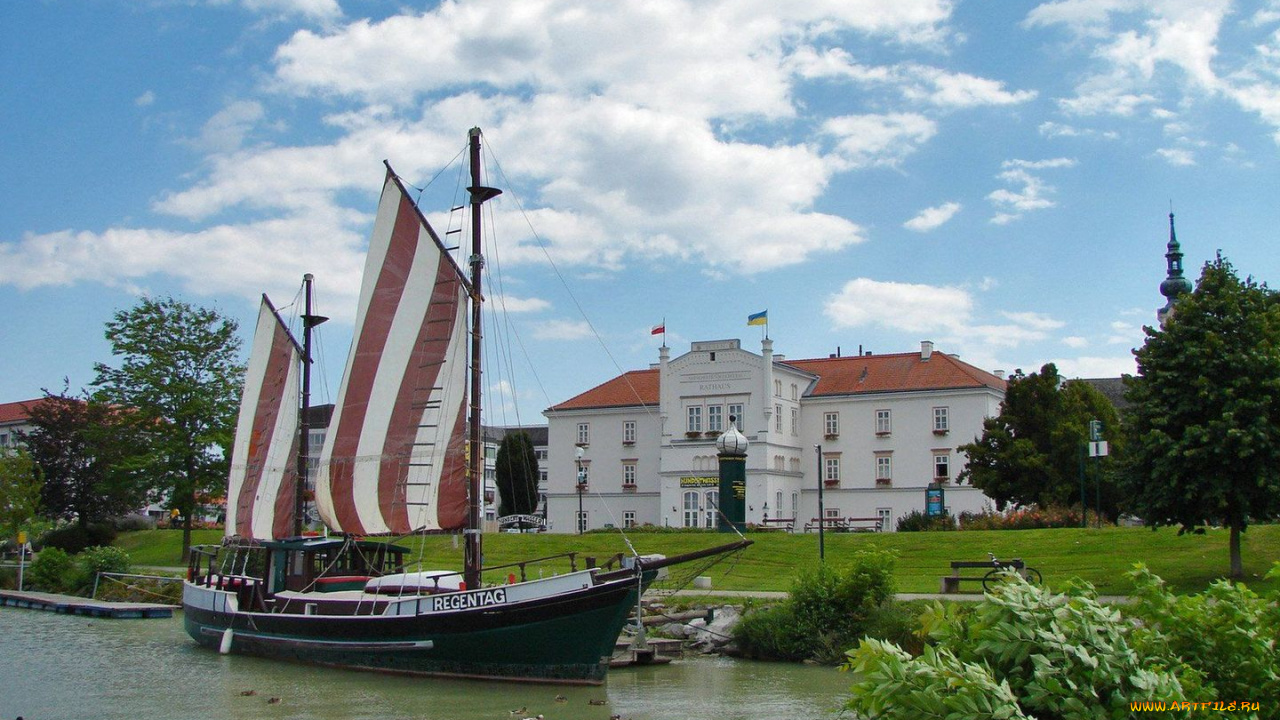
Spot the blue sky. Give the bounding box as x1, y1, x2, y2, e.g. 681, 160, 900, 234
3, 0, 1279, 426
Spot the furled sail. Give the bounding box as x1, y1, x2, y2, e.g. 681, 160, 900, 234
315, 166, 470, 535
226, 297, 301, 541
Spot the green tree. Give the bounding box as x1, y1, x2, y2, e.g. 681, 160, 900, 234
494, 431, 539, 517
20, 390, 146, 526
1124, 254, 1280, 579
960, 363, 1123, 519
92, 297, 243, 561
0, 449, 42, 542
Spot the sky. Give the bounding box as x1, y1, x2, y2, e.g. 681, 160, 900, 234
2, 0, 1279, 427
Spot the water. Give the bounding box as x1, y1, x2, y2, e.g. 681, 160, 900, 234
0, 609, 852, 720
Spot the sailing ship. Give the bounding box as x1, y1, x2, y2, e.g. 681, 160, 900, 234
182, 128, 749, 684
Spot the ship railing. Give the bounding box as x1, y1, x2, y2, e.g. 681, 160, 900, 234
474, 551, 625, 584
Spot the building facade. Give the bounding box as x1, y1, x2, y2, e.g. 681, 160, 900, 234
543, 339, 1005, 533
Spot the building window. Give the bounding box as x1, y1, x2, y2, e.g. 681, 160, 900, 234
728, 403, 743, 428
824, 456, 840, 484
775, 405, 782, 433
707, 405, 724, 433
577, 423, 590, 445
577, 511, 588, 534
774, 379, 782, 397
877, 507, 892, 532
933, 407, 950, 433
875, 409, 891, 435
824, 412, 839, 437
683, 491, 701, 528
876, 454, 892, 483
934, 453, 950, 481
687, 406, 702, 433
773, 455, 785, 471
775, 491, 783, 518
623, 511, 636, 528
825, 507, 841, 519
790, 383, 798, 400
704, 490, 718, 528
791, 492, 798, 516
623, 463, 636, 486
790, 408, 798, 436
623, 420, 636, 444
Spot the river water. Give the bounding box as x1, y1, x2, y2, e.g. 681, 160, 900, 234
0, 608, 852, 720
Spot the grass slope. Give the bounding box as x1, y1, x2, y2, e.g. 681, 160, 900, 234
117, 524, 1280, 596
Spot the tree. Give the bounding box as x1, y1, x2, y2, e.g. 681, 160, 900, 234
92, 297, 243, 561
494, 431, 539, 518
1124, 254, 1280, 579
19, 389, 146, 526
960, 363, 1123, 519
0, 449, 42, 542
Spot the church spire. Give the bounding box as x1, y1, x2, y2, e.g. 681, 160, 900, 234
1157, 211, 1192, 325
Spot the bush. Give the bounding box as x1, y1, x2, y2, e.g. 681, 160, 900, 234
112, 514, 156, 531
896, 510, 956, 532
39, 523, 118, 554
27, 546, 74, 593
958, 505, 1100, 530
847, 574, 1203, 719
69, 545, 132, 594
734, 549, 897, 663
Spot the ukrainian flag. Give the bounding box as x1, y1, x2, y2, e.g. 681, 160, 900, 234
747, 310, 768, 326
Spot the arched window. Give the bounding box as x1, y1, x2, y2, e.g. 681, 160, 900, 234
704, 490, 719, 528
683, 491, 701, 528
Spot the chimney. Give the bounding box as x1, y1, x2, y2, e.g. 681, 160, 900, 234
994, 369, 1006, 380
921, 340, 934, 361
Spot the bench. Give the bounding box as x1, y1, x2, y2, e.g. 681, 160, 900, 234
941, 559, 1025, 594
758, 517, 795, 532
802, 517, 883, 533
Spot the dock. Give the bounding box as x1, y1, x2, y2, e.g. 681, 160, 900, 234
0, 589, 176, 618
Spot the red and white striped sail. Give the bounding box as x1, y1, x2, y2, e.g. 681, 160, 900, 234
226, 297, 301, 541
315, 167, 470, 535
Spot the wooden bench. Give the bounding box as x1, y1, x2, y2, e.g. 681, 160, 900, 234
941, 559, 1025, 594
758, 517, 795, 532
802, 517, 883, 533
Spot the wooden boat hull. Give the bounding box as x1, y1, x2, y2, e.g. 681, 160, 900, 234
182, 574, 639, 684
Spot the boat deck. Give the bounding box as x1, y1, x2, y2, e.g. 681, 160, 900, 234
0, 589, 176, 618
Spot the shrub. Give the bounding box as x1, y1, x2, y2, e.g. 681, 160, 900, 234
847, 574, 1202, 719
112, 514, 156, 531
896, 510, 956, 532
958, 505, 1099, 530
734, 549, 897, 663
1128, 564, 1280, 706
27, 546, 74, 593
40, 523, 118, 554
70, 545, 132, 594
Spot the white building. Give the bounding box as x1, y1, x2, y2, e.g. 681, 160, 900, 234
543, 339, 1005, 533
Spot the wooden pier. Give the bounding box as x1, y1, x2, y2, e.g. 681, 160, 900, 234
0, 589, 176, 618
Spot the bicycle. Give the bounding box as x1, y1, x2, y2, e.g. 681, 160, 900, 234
981, 552, 1043, 591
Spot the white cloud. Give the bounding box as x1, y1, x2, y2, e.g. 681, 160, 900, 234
227, 0, 341, 21
494, 295, 551, 313
823, 113, 937, 169
789, 49, 1035, 108
1051, 355, 1138, 378
1155, 146, 1196, 165
1062, 336, 1090, 348
532, 319, 593, 341
189, 100, 267, 154
825, 278, 973, 333
1001, 311, 1065, 331
986, 158, 1076, 223
904, 201, 961, 232
135, 91, 156, 107
1038, 121, 1119, 139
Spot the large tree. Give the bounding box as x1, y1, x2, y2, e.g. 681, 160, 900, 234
960, 363, 1123, 519
19, 390, 146, 525
494, 431, 540, 518
92, 297, 243, 561
0, 449, 42, 542
1124, 254, 1280, 579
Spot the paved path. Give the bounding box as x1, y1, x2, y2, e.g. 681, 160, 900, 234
651, 588, 1133, 604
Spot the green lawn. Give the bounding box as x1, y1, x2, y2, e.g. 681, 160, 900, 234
116, 524, 1280, 596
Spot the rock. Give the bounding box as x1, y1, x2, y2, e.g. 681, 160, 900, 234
687, 605, 741, 653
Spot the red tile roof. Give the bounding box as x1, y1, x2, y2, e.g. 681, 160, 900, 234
0, 398, 51, 425
549, 370, 659, 411
785, 352, 1006, 397
547, 351, 1004, 411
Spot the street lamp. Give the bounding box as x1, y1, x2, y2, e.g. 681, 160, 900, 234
815, 444, 825, 562
575, 446, 586, 535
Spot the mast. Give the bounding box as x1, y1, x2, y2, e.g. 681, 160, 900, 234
465, 128, 501, 588
296, 273, 327, 538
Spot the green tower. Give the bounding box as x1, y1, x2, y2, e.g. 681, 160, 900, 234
716, 419, 748, 532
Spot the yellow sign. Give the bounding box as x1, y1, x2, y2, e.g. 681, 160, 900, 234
679, 476, 718, 488
17, 531, 26, 544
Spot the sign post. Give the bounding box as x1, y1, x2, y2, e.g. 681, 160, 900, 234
925, 483, 946, 517
17, 530, 27, 591
1087, 420, 1108, 529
